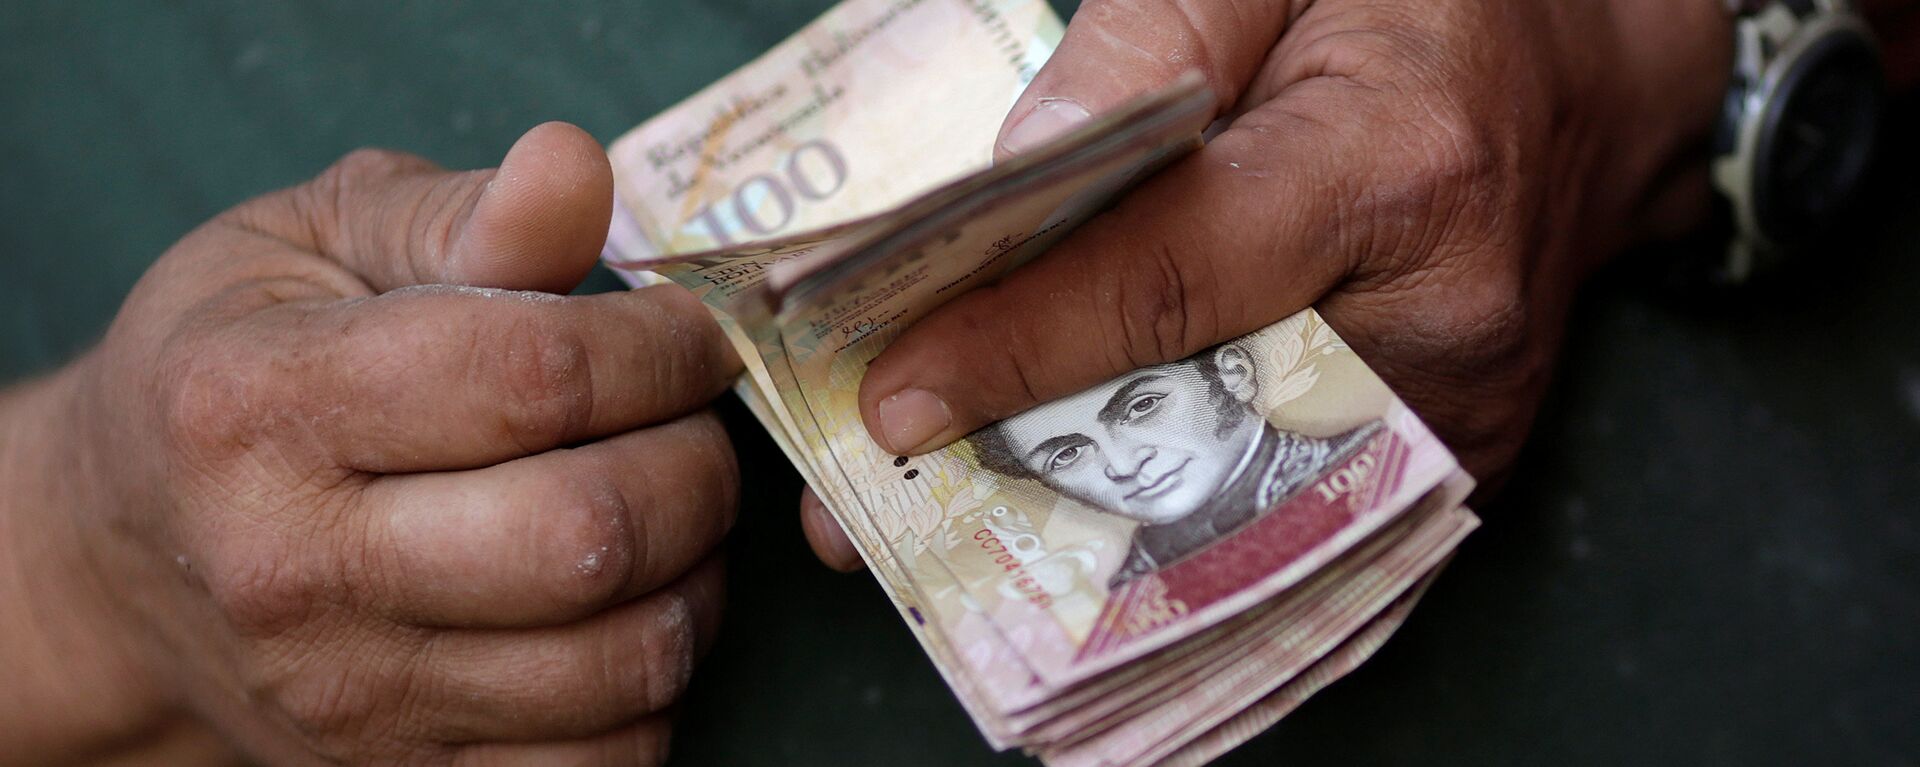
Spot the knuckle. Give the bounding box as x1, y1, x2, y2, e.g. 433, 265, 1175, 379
1448, 272, 1530, 371
1290, 19, 1526, 267
617, 594, 697, 713
1079, 0, 1232, 93
1356, 97, 1519, 280
481, 312, 595, 452
938, 289, 1047, 410
1108, 244, 1210, 370
299, 149, 408, 226
673, 411, 741, 534
277, 663, 370, 742
1407, 94, 1504, 195
1335, 251, 1541, 484
539, 596, 695, 728
1365, 101, 1497, 222
1296, 9, 1429, 84
319, 148, 428, 190
294, 147, 438, 264
1393, 252, 1534, 380
155, 331, 296, 462
540, 473, 638, 610
637, 281, 712, 325
204, 541, 327, 638
630, 285, 738, 401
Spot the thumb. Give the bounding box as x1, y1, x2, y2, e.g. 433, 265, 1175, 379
994, 0, 1294, 159
281, 121, 613, 294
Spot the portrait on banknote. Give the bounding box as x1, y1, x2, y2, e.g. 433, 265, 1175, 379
966, 338, 1385, 586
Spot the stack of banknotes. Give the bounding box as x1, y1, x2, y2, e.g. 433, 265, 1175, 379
600, 0, 1480, 763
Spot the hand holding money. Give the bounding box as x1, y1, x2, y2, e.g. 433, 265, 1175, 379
843, 0, 1738, 488
0, 124, 743, 764
604, 0, 1481, 762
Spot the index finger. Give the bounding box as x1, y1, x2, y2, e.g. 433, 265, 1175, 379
858, 78, 1403, 455
187, 283, 740, 474
326, 283, 740, 473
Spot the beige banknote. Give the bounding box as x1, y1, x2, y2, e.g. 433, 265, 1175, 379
599, 0, 1479, 763
605, 0, 1061, 260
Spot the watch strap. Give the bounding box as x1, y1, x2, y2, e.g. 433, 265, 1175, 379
1725, 1, 1849, 19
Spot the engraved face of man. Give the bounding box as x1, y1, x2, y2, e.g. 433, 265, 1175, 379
975, 344, 1264, 526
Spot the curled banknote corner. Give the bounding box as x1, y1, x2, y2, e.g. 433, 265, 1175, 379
600, 0, 1479, 764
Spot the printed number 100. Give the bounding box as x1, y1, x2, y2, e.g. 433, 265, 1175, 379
1312, 452, 1377, 503
686, 139, 849, 248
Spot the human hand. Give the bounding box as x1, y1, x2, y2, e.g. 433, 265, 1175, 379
799, 0, 1736, 568
0, 123, 741, 764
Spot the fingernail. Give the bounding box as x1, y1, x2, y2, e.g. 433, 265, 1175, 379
875, 389, 952, 454
1000, 98, 1092, 156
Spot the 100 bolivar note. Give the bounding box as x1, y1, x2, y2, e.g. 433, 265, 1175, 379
596, 0, 1479, 763
862, 317, 1468, 688
604, 0, 1062, 261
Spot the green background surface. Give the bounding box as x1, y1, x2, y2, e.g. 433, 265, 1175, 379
5, 2, 1918, 765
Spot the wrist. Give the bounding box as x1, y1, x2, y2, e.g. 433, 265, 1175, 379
1586, 0, 1736, 251
1614, 0, 1733, 142
0, 363, 203, 763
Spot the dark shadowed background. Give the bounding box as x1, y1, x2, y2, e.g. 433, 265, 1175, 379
4, 2, 1917, 764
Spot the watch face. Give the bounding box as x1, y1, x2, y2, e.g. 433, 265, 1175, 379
1754, 30, 1884, 245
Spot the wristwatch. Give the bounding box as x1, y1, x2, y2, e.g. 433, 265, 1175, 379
1712, 0, 1884, 281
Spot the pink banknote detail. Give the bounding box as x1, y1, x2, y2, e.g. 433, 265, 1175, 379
1077, 427, 1413, 661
